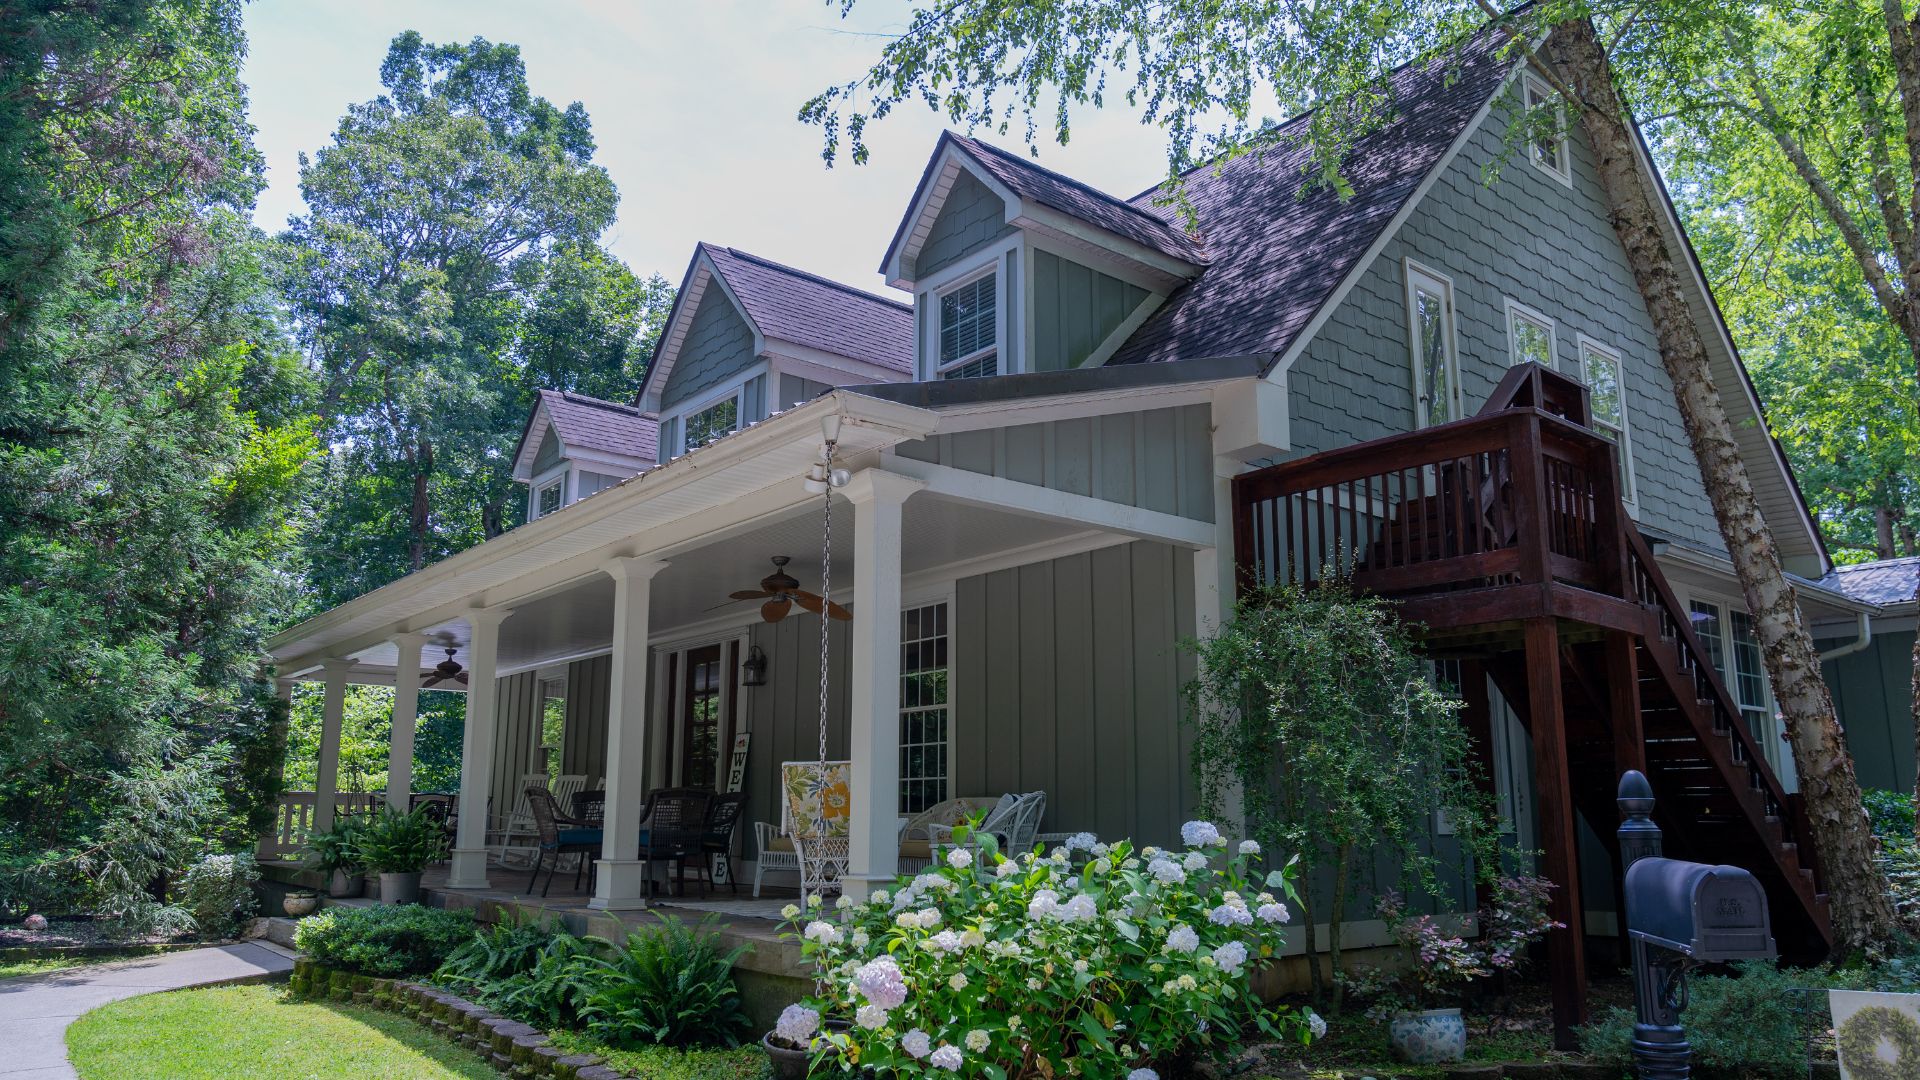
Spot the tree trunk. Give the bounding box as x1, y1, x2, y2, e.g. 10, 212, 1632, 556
1545, 19, 1901, 951
409, 437, 433, 572
1911, 626, 1920, 850
1879, 506, 1899, 560
1299, 874, 1323, 1006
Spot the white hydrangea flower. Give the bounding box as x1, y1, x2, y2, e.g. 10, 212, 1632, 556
1306, 1008, 1328, 1039
1064, 831, 1098, 852
901, 1028, 932, 1059
780, 904, 801, 920
1072, 958, 1089, 974
774, 1004, 819, 1045
1164, 924, 1200, 953
995, 858, 1017, 879
1212, 940, 1249, 974
923, 929, 963, 953
1026, 976, 1043, 990
1239, 839, 1261, 856
802, 920, 843, 944
1122, 857, 1140, 870
856, 1003, 889, 1029
849, 928, 870, 949
1180, 820, 1222, 848
1027, 889, 1060, 921
1056, 893, 1098, 923
835, 894, 852, 909
1090, 857, 1112, 875
854, 955, 907, 1010
1148, 858, 1186, 886
1257, 902, 1291, 924
930, 1045, 964, 1070
1007, 1016, 1021, 1031
871, 889, 890, 906
949, 972, 969, 991
1091, 842, 1110, 857
1129, 1070, 1160, 1080
960, 927, 986, 949
947, 847, 973, 870
808, 893, 824, 907
1182, 851, 1209, 871
1209, 901, 1253, 928
965, 1029, 991, 1052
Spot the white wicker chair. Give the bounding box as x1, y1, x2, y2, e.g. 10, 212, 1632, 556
929, 791, 1048, 858
751, 821, 801, 897
780, 760, 852, 902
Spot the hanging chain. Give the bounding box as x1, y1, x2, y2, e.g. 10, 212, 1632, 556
816, 440, 836, 766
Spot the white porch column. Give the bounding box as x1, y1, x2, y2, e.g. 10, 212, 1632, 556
841, 469, 924, 900
448, 607, 513, 889
312, 658, 352, 836
593, 557, 669, 910
386, 632, 426, 812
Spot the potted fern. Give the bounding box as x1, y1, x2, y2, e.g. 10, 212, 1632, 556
356, 806, 449, 904
302, 815, 367, 898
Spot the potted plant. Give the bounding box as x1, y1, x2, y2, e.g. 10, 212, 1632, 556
1346, 877, 1562, 1064
355, 806, 449, 904
762, 1009, 852, 1079
282, 891, 320, 917
302, 815, 367, 898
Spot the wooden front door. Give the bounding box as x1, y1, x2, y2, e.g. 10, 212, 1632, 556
678, 644, 725, 790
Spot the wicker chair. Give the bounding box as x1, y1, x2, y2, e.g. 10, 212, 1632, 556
691, 792, 748, 897
524, 786, 602, 897
636, 788, 710, 897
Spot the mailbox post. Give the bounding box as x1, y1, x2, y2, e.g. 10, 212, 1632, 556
1616, 771, 1777, 1080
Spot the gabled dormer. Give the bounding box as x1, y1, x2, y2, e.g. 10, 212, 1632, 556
511, 391, 658, 521
636, 244, 912, 458
880, 133, 1207, 381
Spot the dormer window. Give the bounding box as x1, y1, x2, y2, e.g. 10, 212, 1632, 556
532, 473, 566, 519
937, 270, 998, 379
684, 395, 739, 450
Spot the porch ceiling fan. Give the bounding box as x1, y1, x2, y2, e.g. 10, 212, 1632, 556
726, 555, 850, 624
421, 644, 469, 687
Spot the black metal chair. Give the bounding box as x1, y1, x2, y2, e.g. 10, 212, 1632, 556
694, 791, 749, 897
636, 788, 710, 897
525, 786, 602, 897
568, 790, 605, 828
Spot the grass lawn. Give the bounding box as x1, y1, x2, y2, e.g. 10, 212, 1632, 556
66, 982, 495, 1080
547, 1030, 769, 1080
0, 954, 121, 980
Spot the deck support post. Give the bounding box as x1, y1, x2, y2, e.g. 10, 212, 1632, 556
1605, 631, 1646, 777
448, 606, 513, 890
386, 632, 426, 812
313, 658, 353, 837
592, 557, 668, 911
1524, 616, 1588, 1048
842, 469, 923, 901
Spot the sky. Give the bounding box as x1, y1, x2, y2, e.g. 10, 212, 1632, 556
240, 0, 1179, 295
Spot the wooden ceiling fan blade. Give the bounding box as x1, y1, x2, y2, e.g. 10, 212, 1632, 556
761, 598, 792, 623
790, 591, 825, 613
825, 599, 852, 621
729, 589, 773, 601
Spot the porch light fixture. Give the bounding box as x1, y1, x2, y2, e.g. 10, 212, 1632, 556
741, 644, 769, 687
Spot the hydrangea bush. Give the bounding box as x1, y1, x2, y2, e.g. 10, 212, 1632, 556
775, 821, 1313, 1077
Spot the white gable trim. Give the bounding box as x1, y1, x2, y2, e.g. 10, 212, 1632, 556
641, 251, 768, 414
762, 339, 911, 385
884, 145, 1023, 289
511, 397, 559, 482
1012, 202, 1199, 292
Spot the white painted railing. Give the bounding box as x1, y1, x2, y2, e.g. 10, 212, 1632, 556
257, 791, 383, 860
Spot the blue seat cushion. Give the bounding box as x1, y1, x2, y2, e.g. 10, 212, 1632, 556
557, 828, 602, 846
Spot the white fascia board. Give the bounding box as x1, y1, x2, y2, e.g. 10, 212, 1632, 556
920, 377, 1242, 434
565, 448, 652, 475
268, 391, 939, 667
1269, 60, 1524, 381
1654, 541, 1874, 617
1210, 378, 1290, 461
763, 341, 912, 386
886, 147, 1024, 289
510, 399, 556, 481
1013, 202, 1200, 291
888, 456, 1215, 549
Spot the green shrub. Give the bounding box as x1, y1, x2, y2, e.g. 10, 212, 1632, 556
579, 915, 751, 1048
178, 853, 259, 938
293, 904, 474, 977
1580, 961, 1868, 1079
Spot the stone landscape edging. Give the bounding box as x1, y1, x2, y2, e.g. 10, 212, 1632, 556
288, 959, 631, 1080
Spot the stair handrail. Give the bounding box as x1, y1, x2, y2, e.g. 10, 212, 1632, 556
1621, 524, 1821, 894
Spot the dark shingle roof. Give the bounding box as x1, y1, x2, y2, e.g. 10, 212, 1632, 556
538, 390, 658, 464
702, 245, 913, 373
945, 134, 1210, 266
1107, 31, 1510, 366
1820, 557, 1920, 608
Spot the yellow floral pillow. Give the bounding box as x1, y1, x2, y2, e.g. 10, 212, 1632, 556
782, 760, 852, 839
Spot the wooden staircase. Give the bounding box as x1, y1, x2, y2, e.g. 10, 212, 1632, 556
1231, 362, 1830, 1045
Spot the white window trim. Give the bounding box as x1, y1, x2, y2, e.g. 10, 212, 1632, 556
918, 236, 1020, 380
659, 363, 768, 457
1403, 258, 1462, 427
898, 596, 955, 816
1680, 589, 1793, 785
1504, 297, 1558, 370
1574, 333, 1638, 511
529, 464, 570, 520
932, 263, 1002, 378
1523, 72, 1573, 187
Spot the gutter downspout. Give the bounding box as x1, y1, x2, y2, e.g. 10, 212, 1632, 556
1818, 610, 1874, 662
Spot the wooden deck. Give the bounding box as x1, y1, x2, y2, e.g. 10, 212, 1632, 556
1231, 363, 1828, 1049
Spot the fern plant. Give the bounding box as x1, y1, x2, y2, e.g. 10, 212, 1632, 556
579, 915, 752, 1048
493, 931, 604, 1029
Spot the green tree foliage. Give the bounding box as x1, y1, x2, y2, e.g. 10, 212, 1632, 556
282, 685, 466, 795
0, 0, 315, 920
281, 33, 670, 610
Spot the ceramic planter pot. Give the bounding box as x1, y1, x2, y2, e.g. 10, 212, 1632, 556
378, 871, 422, 904
325, 869, 363, 898
762, 1032, 812, 1080
1389, 1007, 1467, 1063
282, 893, 319, 917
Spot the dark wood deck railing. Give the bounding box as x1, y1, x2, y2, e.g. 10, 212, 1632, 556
1232, 407, 1625, 598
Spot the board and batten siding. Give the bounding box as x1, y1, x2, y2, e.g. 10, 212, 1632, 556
1824, 628, 1920, 793
777, 374, 833, 413
561, 654, 612, 780
1031, 249, 1151, 371
486, 671, 544, 823
660, 288, 757, 409
740, 616, 853, 850
913, 169, 1013, 281
1283, 96, 1725, 555
892, 405, 1214, 522
952, 540, 1199, 845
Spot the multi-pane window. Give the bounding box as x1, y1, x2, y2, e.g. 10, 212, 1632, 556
1691, 599, 1774, 742
1506, 300, 1555, 369
938, 273, 997, 379
534, 477, 565, 518
1578, 337, 1636, 501
1405, 261, 1459, 426
683, 396, 739, 451
899, 602, 950, 814
1524, 73, 1571, 182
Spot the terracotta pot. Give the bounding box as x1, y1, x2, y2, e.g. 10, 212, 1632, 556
282, 894, 319, 917
378, 871, 422, 904
1389, 1007, 1467, 1064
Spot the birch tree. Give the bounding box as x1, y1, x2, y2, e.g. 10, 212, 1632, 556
804, 0, 1904, 949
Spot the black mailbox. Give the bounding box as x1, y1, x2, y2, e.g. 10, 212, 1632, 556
1623, 857, 1776, 962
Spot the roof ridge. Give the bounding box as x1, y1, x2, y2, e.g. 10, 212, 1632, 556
710, 243, 911, 312
952, 132, 1202, 241
1835, 555, 1920, 569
